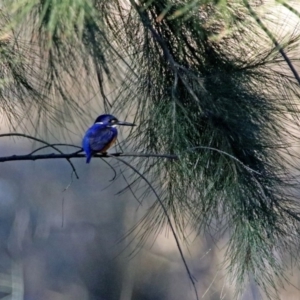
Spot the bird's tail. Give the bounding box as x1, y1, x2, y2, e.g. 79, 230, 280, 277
86, 154, 92, 164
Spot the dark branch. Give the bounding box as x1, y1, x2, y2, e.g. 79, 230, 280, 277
0, 152, 178, 162
0, 133, 80, 178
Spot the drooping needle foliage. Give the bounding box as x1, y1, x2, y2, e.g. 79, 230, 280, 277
2, 0, 300, 298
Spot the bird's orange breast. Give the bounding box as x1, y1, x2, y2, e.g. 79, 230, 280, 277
99, 136, 117, 153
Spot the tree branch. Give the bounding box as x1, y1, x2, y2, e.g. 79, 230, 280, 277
0, 133, 81, 178
0, 152, 178, 162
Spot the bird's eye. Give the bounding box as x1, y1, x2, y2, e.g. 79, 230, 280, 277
110, 119, 117, 124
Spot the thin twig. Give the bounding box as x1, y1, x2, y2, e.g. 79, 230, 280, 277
0, 132, 259, 177
100, 157, 118, 182
0, 133, 80, 179
187, 146, 261, 175
110, 155, 199, 300
0, 152, 178, 162
28, 144, 82, 155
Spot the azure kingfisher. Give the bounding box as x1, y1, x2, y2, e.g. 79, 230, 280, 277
82, 114, 136, 163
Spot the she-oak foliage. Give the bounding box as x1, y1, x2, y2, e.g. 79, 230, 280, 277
2, 0, 300, 298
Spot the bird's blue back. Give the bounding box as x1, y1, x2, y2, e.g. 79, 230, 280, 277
82, 123, 118, 163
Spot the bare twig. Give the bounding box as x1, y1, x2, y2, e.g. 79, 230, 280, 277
0, 133, 261, 177
187, 146, 261, 175
28, 144, 82, 155
0, 152, 178, 162
110, 155, 199, 300
0, 133, 80, 179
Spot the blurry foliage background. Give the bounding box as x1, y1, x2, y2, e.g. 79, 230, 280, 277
0, 0, 300, 299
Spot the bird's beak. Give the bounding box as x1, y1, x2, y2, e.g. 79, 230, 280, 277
117, 120, 136, 126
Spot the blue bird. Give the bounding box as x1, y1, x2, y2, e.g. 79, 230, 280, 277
82, 114, 136, 163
